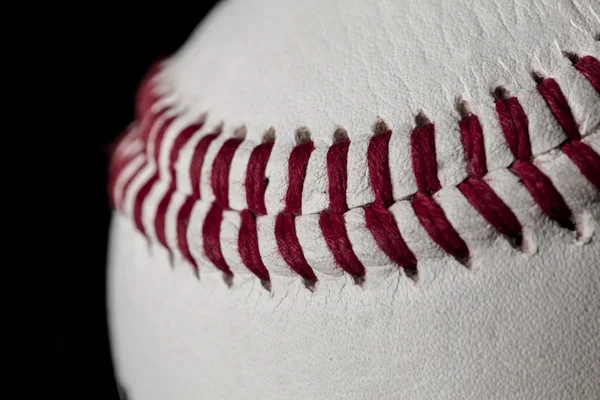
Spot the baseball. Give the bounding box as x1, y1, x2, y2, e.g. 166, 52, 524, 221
107, 0, 600, 398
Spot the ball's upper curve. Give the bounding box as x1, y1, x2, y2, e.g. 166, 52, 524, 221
165, 0, 598, 139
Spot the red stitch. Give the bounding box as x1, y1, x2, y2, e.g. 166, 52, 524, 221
135, 60, 165, 120
409, 121, 468, 261
537, 78, 580, 140
319, 211, 366, 279
109, 151, 138, 192
561, 140, 600, 191
365, 125, 419, 274
495, 96, 532, 160
108, 127, 140, 209
152, 116, 177, 163
574, 56, 600, 93
412, 192, 470, 262
285, 140, 315, 215
176, 195, 198, 273
367, 130, 394, 207
110, 55, 600, 286
458, 177, 523, 244
189, 131, 220, 199
109, 126, 138, 179
211, 138, 244, 209
536, 76, 600, 191
510, 160, 574, 229
410, 123, 442, 194
154, 184, 175, 253
364, 205, 418, 276
457, 111, 523, 244
168, 122, 203, 181
245, 141, 274, 216
496, 95, 575, 229
117, 160, 146, 211
133, 173, 159, 238
131, 116, 177, 236
327, 139, 351, 213
321, 136, 367, 280
152, 122, 203, 253
202, 203, 232, 276
139, 104, 170, 143
117, 108, 172, 210
238, 210, 270, 281
275, 213, 318, 282
459, 114, 487, 178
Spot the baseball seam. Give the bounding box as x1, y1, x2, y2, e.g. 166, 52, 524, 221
109, 52, 600, 289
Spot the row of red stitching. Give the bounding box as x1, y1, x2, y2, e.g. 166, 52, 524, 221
109, 55, 600, 286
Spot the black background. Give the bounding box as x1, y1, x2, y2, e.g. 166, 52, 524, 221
17, 3, 218, 398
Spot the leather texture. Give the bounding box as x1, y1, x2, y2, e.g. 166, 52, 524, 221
108, 0, 600, 398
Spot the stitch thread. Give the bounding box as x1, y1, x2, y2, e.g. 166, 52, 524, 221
285, 138, 315, 215
320, 131, 367, 279
109, 53, 600, 288
132, 116, 177, 237
155, 185, 176, 255
458, 177, 523, 246
319, 211, 366, 280
367, 128, 394, 207
458, 112, 487, 178
275, 213, 318, 285
536, 75, 600, 192
238, 209, 271, 282
410, 120, 442, 194
326, 133, 351, 214
212, 137, 244, 209
495, 92, 575, 230
118, 161, 145, 211
494, 93, 532, 160
245, 140, 274, 216
117, 107, 170, 211
510, 160, 574, 229
135, 60, 165, 120
176, 195, 198, 274
410, 119, 470, 262
561, 140, 600, 191
412, 192, 470, 263
365, 122, 419, 275
154, 122, 205, 253
133, 174, 160, 238
169, 122, 204, 180
189, 130, 220, 199
574, 56, 600, 92
108, 125, 139, 209
202, 203, 233, 278
536, 77, 580, 140
364, 205, 418, 277
456, 105, 523, 246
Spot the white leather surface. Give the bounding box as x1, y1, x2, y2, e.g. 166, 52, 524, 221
108, 210, 600, 400
108, 0, 600, 399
